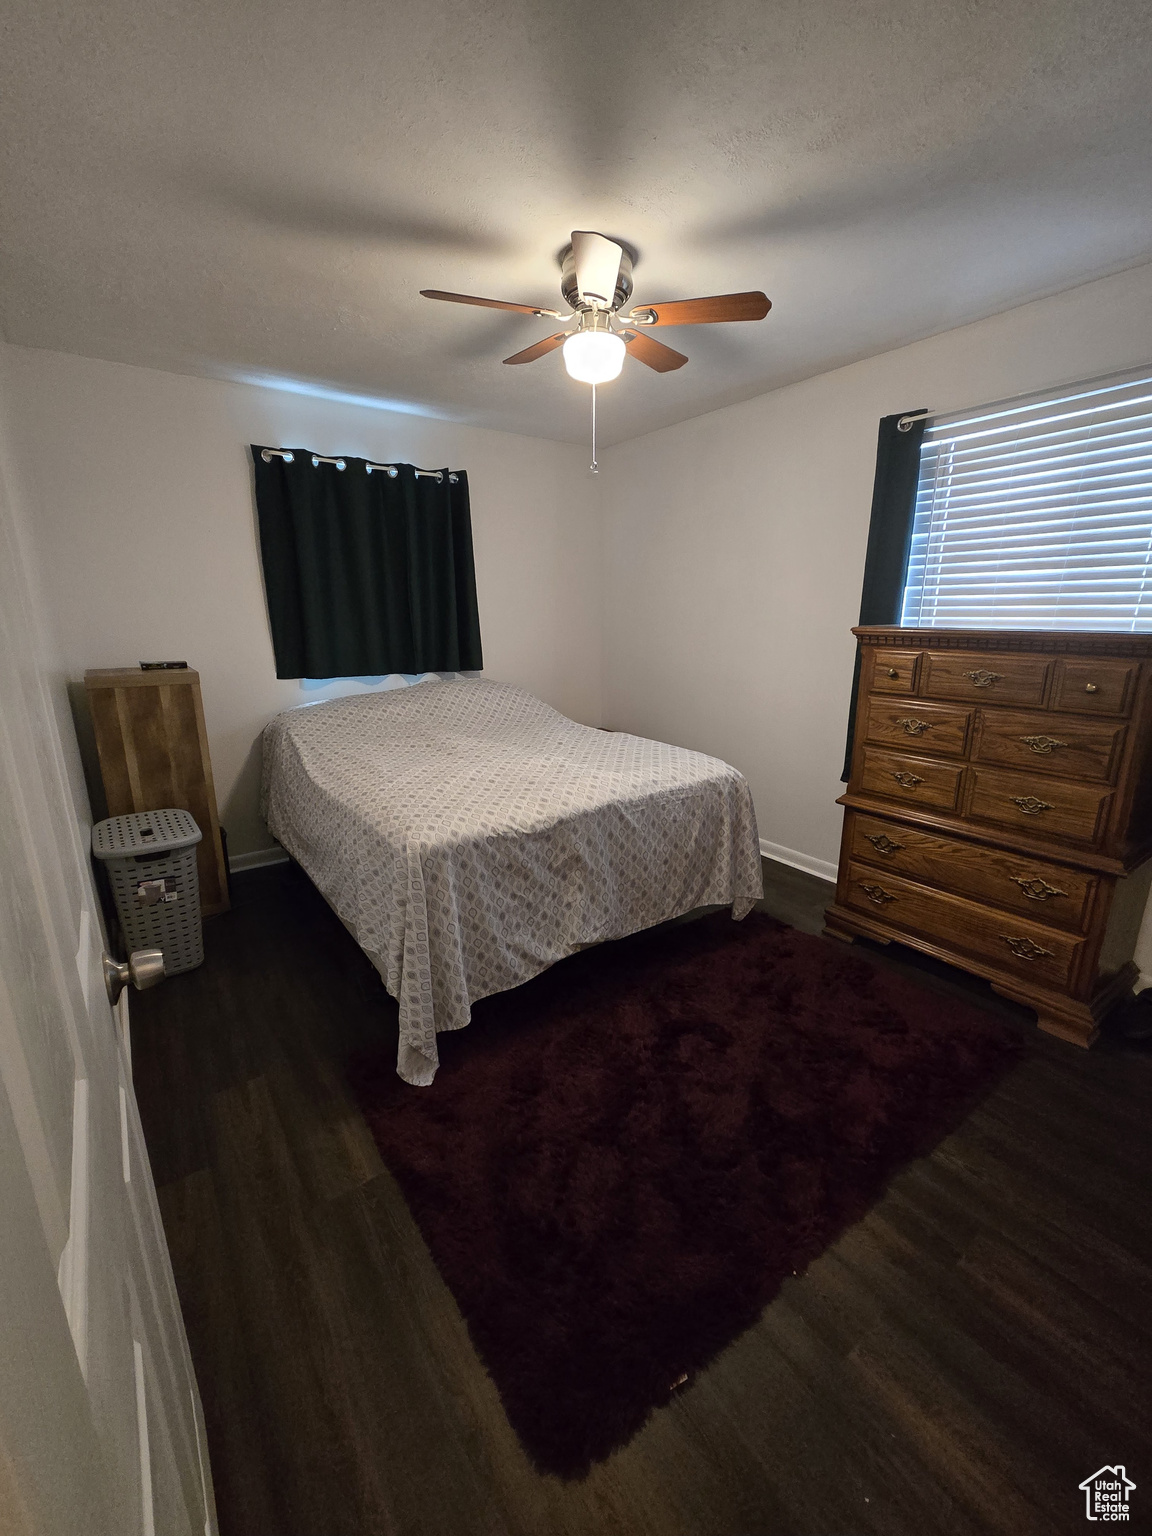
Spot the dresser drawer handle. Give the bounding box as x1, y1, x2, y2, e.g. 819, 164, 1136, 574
895, 717, 931, 736
892, 771, 924, 788
965, 669, 1003, 688
1019, 734, 1068, 755
1000, 935, 1054, 961
1084, 683, 1098, 694
1011, 875, 1067, 901
865, 832, 904, 855
858, 882, 897, 905
1011, 795, 1055, 815
886, 667, 899, 679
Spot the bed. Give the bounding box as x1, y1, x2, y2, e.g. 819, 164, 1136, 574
262, 678, 763, 1084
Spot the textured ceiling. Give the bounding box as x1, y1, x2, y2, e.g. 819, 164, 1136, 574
2, 0, 1151, 445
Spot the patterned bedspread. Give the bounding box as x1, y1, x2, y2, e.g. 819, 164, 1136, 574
262, 679, 762, 1084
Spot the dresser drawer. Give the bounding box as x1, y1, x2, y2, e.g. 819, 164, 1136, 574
922, 651, 1051, 708
867, 648, 921, 694
972, 710, 1126, 782
859, 749, 964, 811
966, 766, 1112, 845
863, 699, 972, 757
1052, 658, 1137, 716
842, 860, 1081, 988
848, 813, 1097, 931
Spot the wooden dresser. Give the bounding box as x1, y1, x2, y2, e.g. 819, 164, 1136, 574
85, 667, 230, 916
824, 628, 1152, 1046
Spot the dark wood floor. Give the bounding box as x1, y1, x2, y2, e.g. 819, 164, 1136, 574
132, 859, 1152, 1536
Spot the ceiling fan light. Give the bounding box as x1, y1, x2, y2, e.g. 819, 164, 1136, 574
562, 330, 626, 385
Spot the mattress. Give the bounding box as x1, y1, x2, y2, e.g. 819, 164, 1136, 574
262, 679, 762, 1084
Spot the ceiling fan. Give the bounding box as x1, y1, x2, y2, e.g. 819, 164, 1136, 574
421, 231, 771, 386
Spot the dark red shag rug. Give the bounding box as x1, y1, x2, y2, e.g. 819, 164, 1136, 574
350, 911, 1024, 1478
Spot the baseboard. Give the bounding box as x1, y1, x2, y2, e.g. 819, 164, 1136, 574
759, 839, 837, 884
235, 839, 840, 886
229, 846, 290, 873
237, 838, 839, 885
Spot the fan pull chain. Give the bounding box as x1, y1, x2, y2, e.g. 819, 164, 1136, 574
590, 383, 598, 473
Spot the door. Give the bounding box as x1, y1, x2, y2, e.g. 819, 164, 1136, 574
0, 443, 215, 1534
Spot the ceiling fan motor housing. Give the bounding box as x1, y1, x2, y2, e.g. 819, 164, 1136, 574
560, 236, 634, 313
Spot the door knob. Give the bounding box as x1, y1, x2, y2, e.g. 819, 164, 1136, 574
103, 948, 166, 1005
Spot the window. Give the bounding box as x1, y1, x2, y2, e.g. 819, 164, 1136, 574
900, 369, 1152, 631
251, 448, 483, 680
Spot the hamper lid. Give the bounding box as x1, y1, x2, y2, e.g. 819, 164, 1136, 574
92, 808, 202, 859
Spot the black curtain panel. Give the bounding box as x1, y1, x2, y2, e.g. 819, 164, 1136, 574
251, 449, 483, 679
840, 411, 927, 781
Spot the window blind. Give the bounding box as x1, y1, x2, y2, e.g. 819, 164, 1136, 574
900, 369, 1152, 631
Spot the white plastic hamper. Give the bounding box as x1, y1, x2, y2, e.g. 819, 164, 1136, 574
92, 808, 204, 974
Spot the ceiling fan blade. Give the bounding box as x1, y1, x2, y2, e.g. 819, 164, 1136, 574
502, 332, 569, 365
570, 231, 623, 308
621, 330, 688, 373
628, 292, 771, 326
421, 289, 562, 317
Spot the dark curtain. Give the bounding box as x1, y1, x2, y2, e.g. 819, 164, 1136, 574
251, 448, 483, 679
840, 411, 927, 780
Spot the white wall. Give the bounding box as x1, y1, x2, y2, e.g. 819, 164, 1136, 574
0, 343, 97, 852
10, 351, 603, 856
600, 261, 1152, 877
9, 262, 1152, 979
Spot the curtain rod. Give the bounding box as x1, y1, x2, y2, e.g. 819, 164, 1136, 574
897, 409, 930, 433
260, 447, 458, 483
